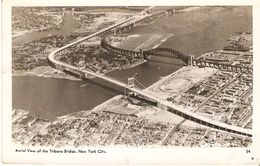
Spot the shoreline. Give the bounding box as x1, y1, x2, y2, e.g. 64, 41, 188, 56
144, 65, 186, 91
100, 59, 147, 75
12, 5, 249, 121
12, 59, 148, 81
11, 58, 157, 122
12, 11, 64, 38
25, 62, 199, 121
11, 7, 253, 148
12, 26, 54, 38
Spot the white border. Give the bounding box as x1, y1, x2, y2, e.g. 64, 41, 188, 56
2, 0, 260, 165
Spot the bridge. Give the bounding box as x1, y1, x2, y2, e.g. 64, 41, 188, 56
49, 51, 252, 137
143, 47, 192, 65
140, 6, 156, 15
101, 36, 193, 65
192, 59, 252, 73
48, 7, 252, 137
100, 37, 143, 59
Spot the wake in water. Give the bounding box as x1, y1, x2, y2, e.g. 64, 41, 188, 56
80, 84, 88, 87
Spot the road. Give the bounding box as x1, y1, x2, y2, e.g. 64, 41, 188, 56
193, 73, 242, 113
65, 64, 252, 136
48, 7, 252, 137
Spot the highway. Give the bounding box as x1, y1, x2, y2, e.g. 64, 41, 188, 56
49, 56, 253, 137
48, 16, 136, 59
48, 7, 252, 137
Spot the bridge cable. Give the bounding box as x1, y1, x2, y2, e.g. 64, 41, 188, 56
106, 76, 127, 84
110, 77, 128, 81
133, 84, 143, 91
134, 78, 146, 89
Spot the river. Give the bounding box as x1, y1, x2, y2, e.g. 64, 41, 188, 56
12, 61, 180, 120
12, 11, 81, 46
128, 6, 252, 58
12, 7, 252, 120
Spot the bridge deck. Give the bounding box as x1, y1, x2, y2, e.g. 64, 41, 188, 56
58, 60, 252, 136
48, 8, 252, 137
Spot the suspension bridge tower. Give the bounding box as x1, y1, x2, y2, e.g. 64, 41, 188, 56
128, 76, 135, 88
125, 75, 146, 96
189, 54, 195, 66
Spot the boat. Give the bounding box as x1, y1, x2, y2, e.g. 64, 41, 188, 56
80, 84, 88, 87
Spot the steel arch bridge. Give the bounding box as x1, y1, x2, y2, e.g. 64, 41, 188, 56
143, 47, 191, 65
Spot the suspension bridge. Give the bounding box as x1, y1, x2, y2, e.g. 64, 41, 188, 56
48, 7, 252, 137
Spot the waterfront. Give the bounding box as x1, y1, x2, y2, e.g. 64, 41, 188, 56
12, 60, 180, 120
12, 11, 81, 46
12, 6, 252, 120
129, 6, 252, 58
11, 6, 254, 151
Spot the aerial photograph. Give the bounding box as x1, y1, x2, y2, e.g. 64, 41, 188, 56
11, 6, 253, 148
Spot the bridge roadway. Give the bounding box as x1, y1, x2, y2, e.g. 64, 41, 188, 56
48, 9, 252, 137
49, 54, 252, 137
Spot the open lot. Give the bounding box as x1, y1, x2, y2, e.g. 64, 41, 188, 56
145, 66, 217, 99
108, 33, 173, 51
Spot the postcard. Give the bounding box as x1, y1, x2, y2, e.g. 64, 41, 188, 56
2, 0, 260, 165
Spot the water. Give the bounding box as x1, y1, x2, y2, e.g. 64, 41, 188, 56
12, 60, 180, 120
12, 11, 81, 46
106, 59, 182, 88
12, 77, 117, 120
12, 7, 252, 120
129, 6, 252, 58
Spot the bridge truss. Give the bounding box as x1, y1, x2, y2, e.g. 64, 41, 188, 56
143, 47, 191, 65
48, 7, 252, 137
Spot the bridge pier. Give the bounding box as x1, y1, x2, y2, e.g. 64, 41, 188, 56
139, 49, 145, 59
56, 64, 64, 71
157, 102, 167, 111
192, 60, 197, 66
79, 73, 85, 79
188, 55, 194, 66
196, 61, 200, 67
165, 11, 168, 16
